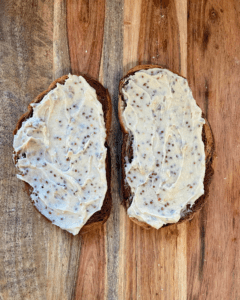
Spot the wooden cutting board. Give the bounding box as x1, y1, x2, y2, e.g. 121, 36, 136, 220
1, 0, 240, 299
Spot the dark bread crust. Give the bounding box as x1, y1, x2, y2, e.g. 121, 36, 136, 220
13, 74, 112, 235
119, 64, 215, 229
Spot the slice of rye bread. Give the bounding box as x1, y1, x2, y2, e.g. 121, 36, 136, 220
118, 64, 215, 230
13, 74, 112, 235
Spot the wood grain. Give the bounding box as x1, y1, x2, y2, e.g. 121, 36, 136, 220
75, 227, 106, 300
102, 0, 124, 299
53, 0, 71, 79
0, 1, 54, 299
0, 0, 84, 299
187, 1, 240, 299
138, 0, 181, 73
67, 0, 106, 79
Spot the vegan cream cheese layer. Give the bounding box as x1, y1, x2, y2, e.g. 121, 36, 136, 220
13, 75, 107, 235
122, 68, 205, 229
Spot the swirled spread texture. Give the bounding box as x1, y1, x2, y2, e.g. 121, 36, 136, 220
122, 68, 205, 228
13, 75, 107, 235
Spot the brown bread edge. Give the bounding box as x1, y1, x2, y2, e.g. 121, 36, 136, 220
13, 74, 112, 235
118, 64, 215, 230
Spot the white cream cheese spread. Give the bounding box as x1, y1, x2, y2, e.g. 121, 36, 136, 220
122, 68, 205, 228
13, 75, 107, 235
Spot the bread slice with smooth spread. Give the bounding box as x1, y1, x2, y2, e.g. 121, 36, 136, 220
13, 74, 112, 235
119, 65, 214, 229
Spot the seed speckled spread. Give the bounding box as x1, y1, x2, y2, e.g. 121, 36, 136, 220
122, 68, 205, 229
13, 75, 107, 235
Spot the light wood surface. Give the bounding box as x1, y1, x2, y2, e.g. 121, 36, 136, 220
0, 0, 240, 299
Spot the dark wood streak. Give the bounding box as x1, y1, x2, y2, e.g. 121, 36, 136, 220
204, 79, 209, 119
232, 217, 235, 229
202, 26, 211, 52
199, 212, 206, 281
159, 0, 170, 9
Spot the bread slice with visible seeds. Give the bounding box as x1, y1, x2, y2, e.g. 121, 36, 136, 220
119, 64, 215, 229
13, 74, 112, 235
